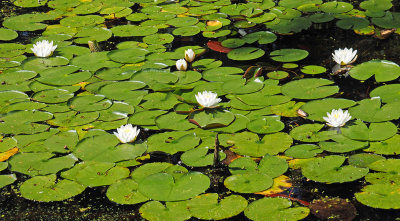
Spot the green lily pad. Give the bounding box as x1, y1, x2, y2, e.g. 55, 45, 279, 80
224, 132, 293, 157
368, 159, 400, 173
348, 153, 385, 168
365, 172, 400, 185
202, 67, 243, 82
71, 52, 121, 72
111, 25, 158, 37
349, 60, 400, 82
155, 112, 196, 131
44, 130, 79, 153
229, 154, 288, 178
141, 92, 179, 110
172, 26, 201, 36
20, 174, 85, 202
213, 114, 250, 133
372, 12, 400, 29
3, 14, 50, 31
290, 124, 337, 142
140, 201, 191, 221
267, 71, 289, 79
106, 179, 149, 205
336, 17, 369, 30
366, 134, 400, 155
270, 101, 305, 117
281, 78, 339, 99
147, 131, 200, 154
369, 84, 400, 103
227, 47, 265, 61
224, 172, 273, 193
301, 98, 356, 121
285, 144, 323, 158
341, 120, 397, 141
99, 81, 147, 100
36, 65, 92, 86
107, 48, 150, 64
32, 89, 74, 104
0, 110, 52, 135
138, 172, 210, 201
302, 155, 369, 183
245, 197, 310, 221
222, 78, 264, 94
188, 194, 248, 220
68, 95, 111, 112
320, 1, 353, 13
61, 161, 130, 187
180, 146, 226, 167
0, 174, 17, 189
129, 110, 167, 126
301, 65, 327, 75
0, 28, 18, 41
356, 183, 400, 209
319, 134, 368, 153
143, 33, 174, 45
189, 109, 235, 129
270, 49, 308, 62
9, 153, 77, 176
60, 15, 104, 28
48, 111, 99, 127
247, 116, 284, 134
349, 98, 400, 122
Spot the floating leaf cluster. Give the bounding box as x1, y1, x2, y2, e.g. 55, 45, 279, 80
0, 0, 400, 220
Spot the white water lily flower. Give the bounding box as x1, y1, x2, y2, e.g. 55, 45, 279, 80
195, 91, 222, 108
185, 49, 195, 62
31, 40, 57, 57
323, 109, 352, 127
114, 124, 140, 143
176, 59, 187, 71
332, 48, 358, 66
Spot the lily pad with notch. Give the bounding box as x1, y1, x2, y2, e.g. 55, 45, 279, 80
140, 201, 191, 221
349, 60, 400, 82
188, 194, 248, 220
147, 131, 200, 155
20, 174, 85, 202
227, 47, 265, 61
270, 49, 309, 62
341, 120, 397, 141
302, 155, 369, 183
245, 197, 310, 221
281, 78, 339, 99
189, 109, 235, 129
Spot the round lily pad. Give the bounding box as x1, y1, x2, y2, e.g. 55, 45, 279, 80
302, 155, 369, 183
138, 172, 210, 201
111, 25, 158, 37
147, 131, 200, 154
245, 197, 310, 221
281, 78, 339, 99
227, 47, 265, 61
301, 65, 327, 74
20, 174, 86, 202
285, 144, 323, 158
270, 49, 309, 62
225, 132, 293, 157
189, 109, 235, 129
139, 201, 191, 221
224, 172, 273, 193
0, 28, 18, 41
108, 48, 150, 64
349, 60, 400, 82
106, 179, 149, 205
356, 183, 400, 209
180, 146, 226, 167
290, 124, 337, 142
369, 84, 400, 103
365, 134, 400, 155
247, 116, 284, 134
267, 71, 289, 79
188, 194, 248, 220
341, 120, 397, 141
